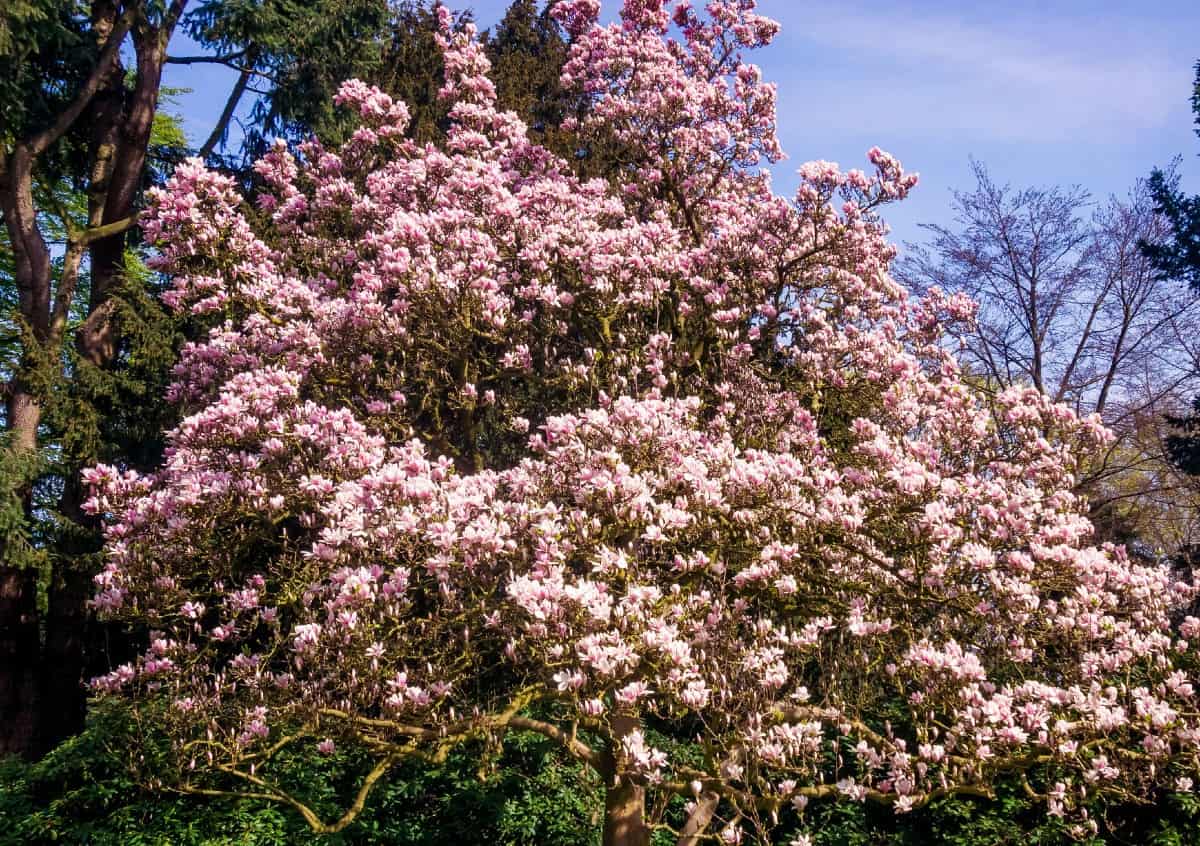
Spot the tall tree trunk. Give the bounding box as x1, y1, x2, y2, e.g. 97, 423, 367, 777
35, 475, 96, 754
29, 6, 127, 754
0, 568, 39, 757
35, 574, 91, 753
0, 377, 43, 759
0, 0, 178, 759
81, 44, 165, 360
603, 715, 651, 846
82, 11, 170, 364
36, 1, 183, 753
0, 356, 49, 760
0, 144, 53, 759
78, 5, 125, 368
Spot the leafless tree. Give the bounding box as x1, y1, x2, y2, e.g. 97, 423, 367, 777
898, 160, 1200, 557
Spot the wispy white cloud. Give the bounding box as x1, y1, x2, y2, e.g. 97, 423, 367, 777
768, 1, 1189, 142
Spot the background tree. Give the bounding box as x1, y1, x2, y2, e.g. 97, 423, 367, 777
486, 0, 569, 151
897, 161, 1200, 559
1147, 59, 1200, 534
0, 0, 197, 758
188, 0, 615, 175
1143, 60, 1200, 291
183, 0, 476, 161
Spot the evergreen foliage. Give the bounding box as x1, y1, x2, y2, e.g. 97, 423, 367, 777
1144, 61, 1200, 291
185, 0, 475, 157
1149, 61, 1200, 482
4, 710, 1200, 845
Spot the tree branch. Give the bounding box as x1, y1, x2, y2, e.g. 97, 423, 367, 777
76, 215, 136, 246
675, 790, 720, 846
166, 50, 247, 65
178, 747, 401, 834
508, 714, 606, 771
48, 240, 86, 344
199, 65, 253, 159
27, 10, 135, 157
321, 751, 403, 833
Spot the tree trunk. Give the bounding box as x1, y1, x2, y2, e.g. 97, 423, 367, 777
34, 570, 92, 754
0, 148, 51, 759
6, 388, 41, 454
34, 473, 97, 754
79, 13, 125, 368
0, 568, 39, 757
603, 778, 650, 846
0, 386, 46, 758
0, 386, 42, 759
602, 714, 651, 846
86, 4, 172, 342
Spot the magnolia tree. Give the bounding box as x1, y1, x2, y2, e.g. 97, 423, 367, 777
85, 2, 1200, 844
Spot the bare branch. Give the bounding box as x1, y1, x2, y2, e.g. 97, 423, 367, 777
199, 66, 253, 159
166, 50, 247, 65
508, 714, 606, 771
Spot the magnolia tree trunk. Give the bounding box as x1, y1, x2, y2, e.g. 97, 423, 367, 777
603, 778, 650, 846
603, 714, 652, 846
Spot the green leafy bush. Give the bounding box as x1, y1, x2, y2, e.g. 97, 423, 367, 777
0, 707, 602, 846
5, 712, 1200, 846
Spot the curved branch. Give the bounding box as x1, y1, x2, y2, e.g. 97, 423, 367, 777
28, 10, 135, 156
321, 751, 403, 833
206, 750, 403, 834
508, 714, 606, 771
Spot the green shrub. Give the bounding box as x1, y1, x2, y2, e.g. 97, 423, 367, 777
0, 708, 601, 846
4, 709, 1199, 845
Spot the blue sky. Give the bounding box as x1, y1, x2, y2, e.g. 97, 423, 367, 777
164, 0, 1200, 248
